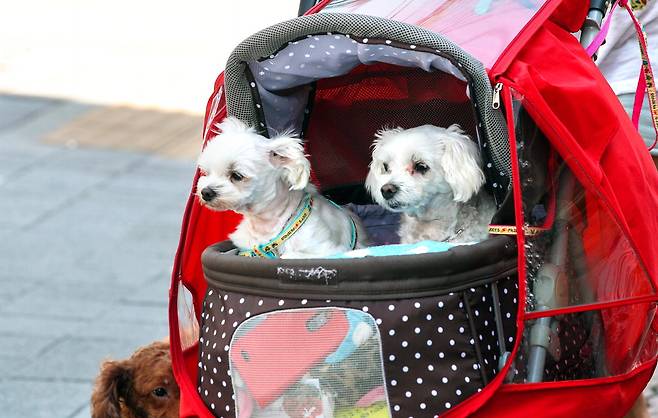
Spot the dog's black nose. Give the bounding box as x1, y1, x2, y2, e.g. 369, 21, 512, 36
200, 187, 217, 201
381, 183, 398, 200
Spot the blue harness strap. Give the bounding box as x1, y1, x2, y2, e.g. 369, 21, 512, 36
330, 199, 358, 252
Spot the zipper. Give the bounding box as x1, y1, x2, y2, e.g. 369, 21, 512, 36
492, 82, 503, 109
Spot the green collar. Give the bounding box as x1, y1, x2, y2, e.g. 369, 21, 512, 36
238, 194, 357, 258
238, 194, 314, 258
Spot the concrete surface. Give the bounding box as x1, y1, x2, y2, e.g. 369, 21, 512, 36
0, 94, 196, 418
0, 0, 297, 113
0, 1, 302, 415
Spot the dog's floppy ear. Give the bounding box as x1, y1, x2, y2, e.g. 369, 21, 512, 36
267, 132, 310, 190
437, 124, 485, 202
91, 359, 132, 418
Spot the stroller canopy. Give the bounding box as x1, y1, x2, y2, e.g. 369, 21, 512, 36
169, 1, 658, 417
321, 0, 550, 69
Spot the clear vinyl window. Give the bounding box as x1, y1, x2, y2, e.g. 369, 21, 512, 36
509, 91, 657, 383
511, 98, 655, 312
228, 307, 391, 417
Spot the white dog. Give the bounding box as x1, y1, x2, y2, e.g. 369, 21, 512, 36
365, 124, 495, 244
196, 117, 365, 258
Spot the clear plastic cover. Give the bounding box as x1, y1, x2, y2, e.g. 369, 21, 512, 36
511, 95, 655, 312
510, 92, 657, 382
177, 283, 200, 351
229, 308, 390, 417
322, 0, 547, 68
513, 303, 658, 382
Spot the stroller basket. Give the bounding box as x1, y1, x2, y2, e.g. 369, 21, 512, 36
198, 236, 518, 416
193, 12, 521, 417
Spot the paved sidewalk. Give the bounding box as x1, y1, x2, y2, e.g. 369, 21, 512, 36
0, 94, 198, 418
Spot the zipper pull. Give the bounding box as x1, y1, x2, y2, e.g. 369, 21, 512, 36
492, 82, 503, 109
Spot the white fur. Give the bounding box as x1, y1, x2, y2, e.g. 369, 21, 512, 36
365, 124, 495, 244
196, 117, 366, 258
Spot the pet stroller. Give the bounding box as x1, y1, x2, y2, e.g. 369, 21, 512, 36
168, 0, 658, 416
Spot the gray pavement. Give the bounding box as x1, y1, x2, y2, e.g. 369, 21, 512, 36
0, 94, 196, 418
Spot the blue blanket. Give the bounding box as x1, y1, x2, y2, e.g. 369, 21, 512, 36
330, 240, 466, 258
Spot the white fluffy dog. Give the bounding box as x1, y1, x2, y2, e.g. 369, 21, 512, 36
365, 124, 495, 244
196, 117, 365, 258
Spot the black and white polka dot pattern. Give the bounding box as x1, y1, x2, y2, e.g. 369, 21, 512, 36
513, 311, 600, 383
197, 275, 518, 417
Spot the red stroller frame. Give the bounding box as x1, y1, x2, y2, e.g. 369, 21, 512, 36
169, 1, 658, 417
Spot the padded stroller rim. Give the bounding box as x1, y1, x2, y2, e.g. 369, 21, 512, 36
202, 235, 517, 300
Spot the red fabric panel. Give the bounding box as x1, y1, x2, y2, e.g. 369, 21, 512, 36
549, 0, 589, 33
179, 344, 214, 418
171, 78, 244, 418
307, 63, 473, 189
497, 21, 658, 288
471, 361, 656, 418
181, 89, 242, 314
180, 201, 241, 313
490, 19, 658, 391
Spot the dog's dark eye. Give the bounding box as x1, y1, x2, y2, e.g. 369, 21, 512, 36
152, 387, 168, 398
413, 162, 429, 174
382, 162, 390, 173
230, 171, 244, 182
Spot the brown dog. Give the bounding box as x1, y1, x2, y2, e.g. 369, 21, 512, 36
625, 394, 650, 418
91, 341, 180, 418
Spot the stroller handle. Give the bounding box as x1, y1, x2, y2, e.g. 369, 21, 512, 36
580, 0, 611, 58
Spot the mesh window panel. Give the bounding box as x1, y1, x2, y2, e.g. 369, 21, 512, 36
306, 63, 478, 189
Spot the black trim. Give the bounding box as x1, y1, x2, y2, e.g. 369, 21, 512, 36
463, 290, 489, 384
300, 81, 317, 139
202, 235, 517, 300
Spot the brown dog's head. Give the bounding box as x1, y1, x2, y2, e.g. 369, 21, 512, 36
91, 341, 180, 418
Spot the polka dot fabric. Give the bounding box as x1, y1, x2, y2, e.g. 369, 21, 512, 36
512, 311, 601, 383
197, 275, 518, 417
466, 277, 518, 381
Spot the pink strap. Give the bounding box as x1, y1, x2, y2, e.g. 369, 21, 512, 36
620, 1, 658, 150
632, 66, 646, 129
585, 0, 620, 57
588, 0, 658, 150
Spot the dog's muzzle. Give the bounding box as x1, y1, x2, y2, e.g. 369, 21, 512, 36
380, 183, 399, 200
200, 187, 218, 202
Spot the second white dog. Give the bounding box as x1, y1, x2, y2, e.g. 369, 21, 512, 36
365, 124, 495, 244
196, 117, 365, 258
